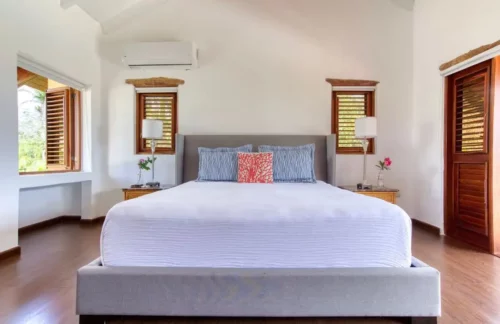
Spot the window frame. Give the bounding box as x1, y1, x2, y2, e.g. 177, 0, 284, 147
135, 92, 178, 155
331, 90, 375, 155
18, 85, 82, 175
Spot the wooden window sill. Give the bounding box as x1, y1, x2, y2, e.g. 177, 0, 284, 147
337, 151, 375, 155
136, 150, 175, 155
20, 169, 81, 175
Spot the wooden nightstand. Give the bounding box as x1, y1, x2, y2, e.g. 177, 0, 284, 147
338, 186, 399, 204
122, 185, 175, 201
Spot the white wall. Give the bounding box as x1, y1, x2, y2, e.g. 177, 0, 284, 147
413, 0, 500, 229
98, 0, 415, 215
19, 184, 81, 228
5, 0, 493, 248
0, 0, 102, 252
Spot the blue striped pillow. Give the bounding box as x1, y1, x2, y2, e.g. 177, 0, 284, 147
197, 145, 252, 182
258, 144, 316, 183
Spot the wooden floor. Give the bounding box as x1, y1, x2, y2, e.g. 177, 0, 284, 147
1, 223, 500, 324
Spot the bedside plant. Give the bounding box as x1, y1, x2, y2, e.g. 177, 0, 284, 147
135, 157, 156, 187
375, 157, 392, 187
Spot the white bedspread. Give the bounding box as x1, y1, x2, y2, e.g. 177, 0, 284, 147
101, 181, 412, 267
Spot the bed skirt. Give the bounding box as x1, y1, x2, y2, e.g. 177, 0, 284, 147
76, 257, 440, 320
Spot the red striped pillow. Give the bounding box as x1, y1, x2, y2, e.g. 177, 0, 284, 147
237, 152, 273, 183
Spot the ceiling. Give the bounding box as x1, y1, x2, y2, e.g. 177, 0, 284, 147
61, 0, 414, 35
17, 67, 48, 92
60, 0, 169, 34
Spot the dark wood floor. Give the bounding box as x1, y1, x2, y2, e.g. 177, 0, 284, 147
1, 223, 500, 324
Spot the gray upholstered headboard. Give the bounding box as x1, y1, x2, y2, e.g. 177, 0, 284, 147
174, 134, 336, 185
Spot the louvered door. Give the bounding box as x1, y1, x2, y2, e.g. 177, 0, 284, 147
445, 60, 491, 250
46, 88, 71, 170
136, 93, 177, 154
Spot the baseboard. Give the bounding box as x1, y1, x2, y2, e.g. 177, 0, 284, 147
80, 216, 106, 224
0, 246, 21, 261
19, 215, 82, 234
412, 218, 441, 236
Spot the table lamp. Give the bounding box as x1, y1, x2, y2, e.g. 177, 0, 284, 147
355, 117, 377, 186
142, 119, 163, 187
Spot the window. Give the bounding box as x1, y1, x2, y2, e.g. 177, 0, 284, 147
331, 91, 375, 154
136, 92, 178, 154
17, 67, 81, 173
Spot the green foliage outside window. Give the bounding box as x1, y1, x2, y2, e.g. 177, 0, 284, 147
18, 87, 46, 172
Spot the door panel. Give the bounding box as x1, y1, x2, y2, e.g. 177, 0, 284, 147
445, 60, 491, 251
454, 162, 488, 235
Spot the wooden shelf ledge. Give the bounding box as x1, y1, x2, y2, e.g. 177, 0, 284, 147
125, 77, 185, 88
326, 79, 379, 87
439, 39, 500, 71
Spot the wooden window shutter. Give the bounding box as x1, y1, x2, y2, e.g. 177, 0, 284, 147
69, 89, 81, 171
136, 93, 177, 154
46, 88, 71, 170
332, 91, 374, 154
453, 66, 490, 153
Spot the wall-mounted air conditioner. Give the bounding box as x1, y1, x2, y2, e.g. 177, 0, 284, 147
122, 42, 198, 70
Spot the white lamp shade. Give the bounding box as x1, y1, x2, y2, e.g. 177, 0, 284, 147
355, 117, 377, 138
142, 119, 163, 139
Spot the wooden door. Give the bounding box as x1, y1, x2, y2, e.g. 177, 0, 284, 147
445, 60, 492, 251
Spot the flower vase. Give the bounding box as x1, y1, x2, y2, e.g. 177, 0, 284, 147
136, 170, 143, 186
377, 170, 384, 187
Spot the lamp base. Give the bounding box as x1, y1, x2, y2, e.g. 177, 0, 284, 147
146, 182, 160, 188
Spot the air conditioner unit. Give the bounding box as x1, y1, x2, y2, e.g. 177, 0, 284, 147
122, 42, 198, 70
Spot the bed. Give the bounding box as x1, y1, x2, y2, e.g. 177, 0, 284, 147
101, 181, 412, 268
77, 134, 440, 324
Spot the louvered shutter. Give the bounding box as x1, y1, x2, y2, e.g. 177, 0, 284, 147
137, 93, 177, 154
454, 69, 489, 153
455, 163, 488, 235
332, 91, 374, 153
46, 88, 71, 170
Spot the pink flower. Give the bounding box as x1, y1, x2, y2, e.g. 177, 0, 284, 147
384, 157, 392, 167
140, 159, 145, 163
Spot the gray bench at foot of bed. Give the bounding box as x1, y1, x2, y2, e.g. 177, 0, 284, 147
76, 257, 440, 323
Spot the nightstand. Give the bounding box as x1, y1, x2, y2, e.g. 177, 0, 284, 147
338, 186, 399, 204
122, 185, 175, 201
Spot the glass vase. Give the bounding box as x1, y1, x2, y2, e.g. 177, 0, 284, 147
136, 170, 143, 186
377, 170, 384, 187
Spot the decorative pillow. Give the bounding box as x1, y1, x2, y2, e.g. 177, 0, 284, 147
258, 144, 316, 183
197, 145, 252, 181
237, 152, 273, 183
